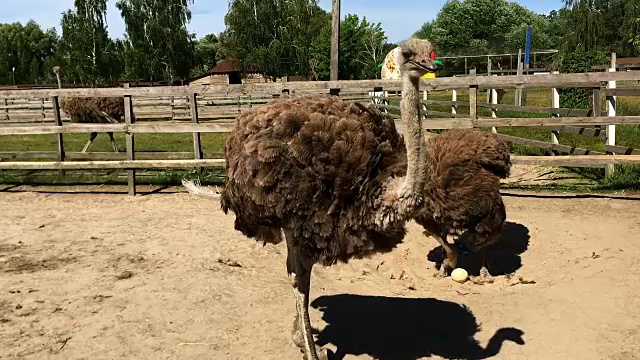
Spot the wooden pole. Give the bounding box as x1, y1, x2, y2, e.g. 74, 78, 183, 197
190, 92, 203, 173
51, 95, 65, 176
516, 48, 523, 106
592, 86, 601, 119
124, 83, 136, 195
469, 69, 478, 121
422, 90, 428, 120
4, 98, 9, 121
551, 71, 560, 150
490, 75, 498, 133
486, 56, 492, 103
330, 0, 340, 81
451, 89, 457, 116
606, 52, 617, 177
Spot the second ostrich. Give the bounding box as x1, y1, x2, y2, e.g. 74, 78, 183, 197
183, 38, 436, 360
416, 128, 512, 284
53, 66, 124, 153
59, 97, 125, 153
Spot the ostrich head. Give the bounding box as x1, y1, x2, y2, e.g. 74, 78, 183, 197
398, 38, 437, 80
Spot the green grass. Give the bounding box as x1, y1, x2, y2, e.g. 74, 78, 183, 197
0, 132, 226, 153
2, 87, 640, 191
388, 87, 640, 191
0, 132, 228, 186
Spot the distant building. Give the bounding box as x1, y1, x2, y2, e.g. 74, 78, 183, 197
187, 58, 288, 85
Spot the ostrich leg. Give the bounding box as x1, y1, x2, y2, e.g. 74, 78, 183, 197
81, 132, 99, 153
428, 230, 458, 278
107, 132, 119, 152
285, 231, 327, 360
470, 249, 495, 285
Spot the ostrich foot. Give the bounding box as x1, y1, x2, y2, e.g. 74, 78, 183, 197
469, 266, 495, 285
292, 313, 329, 360
299, 346, 329, 360
433, 258, 455, 278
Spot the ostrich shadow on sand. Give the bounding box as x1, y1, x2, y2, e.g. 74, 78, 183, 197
311, 294, 525, 360
427, 221, 531, 277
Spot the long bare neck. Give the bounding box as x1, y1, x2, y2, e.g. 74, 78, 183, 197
400, 74, 425, 194
372, 73, 426, 229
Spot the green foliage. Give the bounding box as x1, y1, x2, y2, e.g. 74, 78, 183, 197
413, 20, 434, 39
59, 0, 121, 86
0, 21, 59, 85
562, 0, 640, 56
554, 49, 608, 109
222, 0, 327, 79
116, 0, 196, 82
427, 0, 554, 55
191, 34, 219, 77
310, 14, 389, 81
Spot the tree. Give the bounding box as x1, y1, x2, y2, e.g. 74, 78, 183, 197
310, 14, 390, 80
192, 33, 219, 76
428, 0, 555, 55
561, 0, 640, 56
116, 0, 196, 82
414, 20, 434, 40
221, 0, 327, 79
0, 21, 59, 85
59, 0, 120, 86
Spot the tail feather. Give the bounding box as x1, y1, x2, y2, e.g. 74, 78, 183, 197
181, 179, 221, 199
477, 136, 512, 179
479, 155, 512, 179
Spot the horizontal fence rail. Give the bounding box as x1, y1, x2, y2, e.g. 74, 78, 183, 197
1, 70, 640, 99
1, 69, 640, 194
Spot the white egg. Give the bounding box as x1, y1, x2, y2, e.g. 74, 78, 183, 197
451, 268, 469, 283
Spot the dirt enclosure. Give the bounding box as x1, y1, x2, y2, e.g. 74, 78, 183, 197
1, 187, 640, 360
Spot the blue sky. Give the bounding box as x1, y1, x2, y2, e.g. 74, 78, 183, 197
1, 0, 561, 43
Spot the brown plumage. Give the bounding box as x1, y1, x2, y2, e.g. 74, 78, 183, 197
415, 128, 512, 283
220, 95, 410, 266
183, 38, 437, 360
59, 97, 125, 152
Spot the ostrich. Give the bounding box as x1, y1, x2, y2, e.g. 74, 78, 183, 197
416, 128, 512, 284
182, 38, 436, 360
53, 66, 124, 153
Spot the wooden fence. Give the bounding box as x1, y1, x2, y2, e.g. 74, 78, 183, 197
2, 70, 640, 194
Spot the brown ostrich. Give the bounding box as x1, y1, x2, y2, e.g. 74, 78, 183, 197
416, 128, 512, 284
182, 38, 436, 360
53, 66, 124, 153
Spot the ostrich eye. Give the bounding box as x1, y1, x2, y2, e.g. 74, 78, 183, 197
401, 49, 413, 59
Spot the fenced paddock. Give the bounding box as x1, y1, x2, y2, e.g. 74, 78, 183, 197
2, 73, 640, 360
2, 70, 640, 194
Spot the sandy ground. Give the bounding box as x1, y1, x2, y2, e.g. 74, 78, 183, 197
1, 187, 640, 360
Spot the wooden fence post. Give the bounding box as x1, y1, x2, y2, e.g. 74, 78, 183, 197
592, 86, 601, 118
124, 83, 136, 195
422, 90, 428, 120
469, 69, 477, 125
451, 89, 457, 115
515, 48, 523, 106
551, 71, 560, 149
51, 95, 65, 176
170, 96, 175, 120
606, 59, 617, 177
40, 98, 45, 121
190, 92, 203, 173
383, 89, 389, 114
490, 75, 498, 133
3, 98, 8, 121
486, 57, 492, 104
